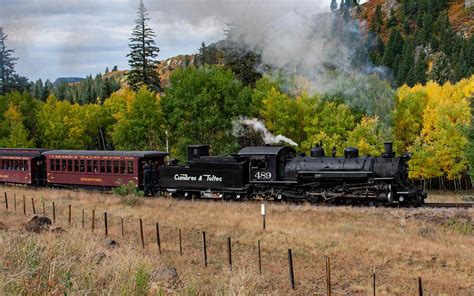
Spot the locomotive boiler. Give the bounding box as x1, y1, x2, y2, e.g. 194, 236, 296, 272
154, 142, 426, 205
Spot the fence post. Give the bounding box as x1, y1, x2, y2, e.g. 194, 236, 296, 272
261, 204, 266, 230
4, 192, 8, 211
258, 240, 262, 274
140, 218, 145, 249
23, 195, 26, 215
68, 205, 71, 225
326, 256, 332, 296
91, 209, 95, 232
104, 212, 108, 236
31, 198, 36, 214
372, 271, 376, 296
202, 231, 208, 267
227, 237, 232, 271
156, 222, 161, 254
82, 209, 85, 228
14, 194, 16, 213
418, 277, 423, 296
42, 201, 45, 217
178, 228, 183, 256
288, 249, 295, 290
52, 202, 56, 223
121, 217, 124, 238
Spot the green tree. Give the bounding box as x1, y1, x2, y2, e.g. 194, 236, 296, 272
383, 28, 404, 69
0, 28, 28, 95
0, 105, 34, 148
346, 116, 384, 156
127, 0, 161, 92
110, 87, 164, 150
428, 51, 454, 84
302, 101, 356, 155
162, 66, 251, 160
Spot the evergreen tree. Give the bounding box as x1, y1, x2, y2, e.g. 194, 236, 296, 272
370, 5, 383, 33
383, 28, 404, 69
397, 38, 415, 86
127, 0, 161, 92
0, 28, 21, 95
413, 51, 427, 84
330, 0, 338, 11
428, 51, 454, 84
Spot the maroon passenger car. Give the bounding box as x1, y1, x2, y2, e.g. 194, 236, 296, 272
0, 148, 49, 185
43, 150, 168, 189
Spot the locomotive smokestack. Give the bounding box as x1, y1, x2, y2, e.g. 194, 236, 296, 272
383, 142, 394, 158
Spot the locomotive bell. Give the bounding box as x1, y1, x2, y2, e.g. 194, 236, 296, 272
344, 147, 359, 158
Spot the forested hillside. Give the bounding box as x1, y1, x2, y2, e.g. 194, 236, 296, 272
360, 0, 474, 86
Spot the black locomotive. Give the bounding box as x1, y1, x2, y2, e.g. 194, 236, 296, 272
151, 142, 427, 205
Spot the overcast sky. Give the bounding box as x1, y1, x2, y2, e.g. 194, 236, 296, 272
1, 0, 333, 81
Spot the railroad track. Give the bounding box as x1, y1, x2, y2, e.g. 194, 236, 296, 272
421, 203, 474, 209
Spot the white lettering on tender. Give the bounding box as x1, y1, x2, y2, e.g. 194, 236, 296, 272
174, 174, 222, 182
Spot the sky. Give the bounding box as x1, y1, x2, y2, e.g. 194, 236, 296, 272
0, 0, 332, 82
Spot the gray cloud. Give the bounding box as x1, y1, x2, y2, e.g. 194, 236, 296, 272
1, 0, 344, 82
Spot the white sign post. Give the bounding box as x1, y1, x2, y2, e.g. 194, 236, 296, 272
261, 204, 266, 230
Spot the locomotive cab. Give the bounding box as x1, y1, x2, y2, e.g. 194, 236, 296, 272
238, 146, 296, 182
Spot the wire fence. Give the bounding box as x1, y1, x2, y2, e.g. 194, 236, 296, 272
2, 191, 429, 294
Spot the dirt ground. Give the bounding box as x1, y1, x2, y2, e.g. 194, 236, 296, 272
0, 186, 473, 295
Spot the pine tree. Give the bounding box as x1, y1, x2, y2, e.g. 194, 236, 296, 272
413, 51, 427, 84
428, 51, 454, 84
127, 0, 161, 92
330, 0, 338, 11
0, 27, 18, 95
383, 28, 404, 69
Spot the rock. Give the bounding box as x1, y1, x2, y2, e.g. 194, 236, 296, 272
51, 227, 67, 234
92, 252, 107, 265
0, 222, 8, 231
151, 267, 180, 286
104, 238, 119, 248
24, 215, 52, 232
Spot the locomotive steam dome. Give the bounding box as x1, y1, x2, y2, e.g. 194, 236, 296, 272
344, 147, 359, 158
310, 146, 325, 157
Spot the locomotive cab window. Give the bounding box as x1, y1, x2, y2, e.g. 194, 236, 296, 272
250, 157, 267, 169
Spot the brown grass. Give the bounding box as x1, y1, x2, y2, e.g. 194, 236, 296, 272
0, 186, 473, 295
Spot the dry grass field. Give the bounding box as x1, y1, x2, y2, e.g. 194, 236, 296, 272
0, 186, 473, 295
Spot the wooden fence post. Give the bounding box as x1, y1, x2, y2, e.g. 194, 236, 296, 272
104, 212, 108, 236
202, 231, 208, 267
52, 202, 56, 223
14, 194, 16, 213
178, 228, 183, 256
155, 223, 161, 254
91, 209, 95, 232
418, 277, 423, 296
140, 218, 145, 249
23, 195, 26, 215
258, 240, 262, 274
31, 198, 36, 214
288, 249, 295, 290
326, 256, 332, 296
42, 201, 45, 217
227, 237, 232, 271
4, 192, 8, 211
82, 209, 85, 228
121, 217, 124, 238
372, 271, 376, 296
68, 205, 71, 225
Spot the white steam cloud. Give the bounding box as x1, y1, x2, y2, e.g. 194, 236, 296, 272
233, 117, 298, 146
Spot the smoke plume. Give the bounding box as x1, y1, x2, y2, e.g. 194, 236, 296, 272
233, 117, 298, 146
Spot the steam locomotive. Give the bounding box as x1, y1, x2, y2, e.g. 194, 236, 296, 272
152, 142, 427, 205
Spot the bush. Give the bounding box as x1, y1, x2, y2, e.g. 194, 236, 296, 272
112, 180, 144, 207
113, 180, 143, 197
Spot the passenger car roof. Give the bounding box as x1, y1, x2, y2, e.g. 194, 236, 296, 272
43, 150, 168, 158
